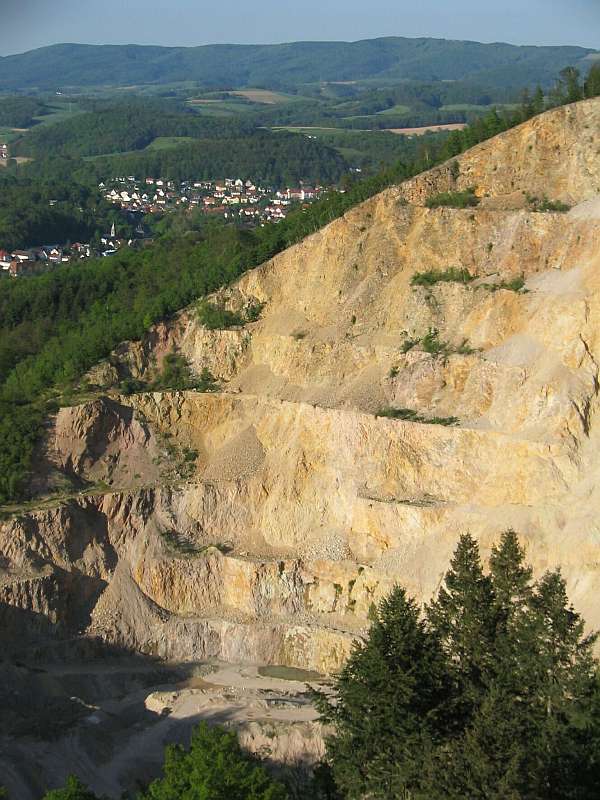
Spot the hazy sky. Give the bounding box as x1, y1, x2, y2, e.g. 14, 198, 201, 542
1, 0, 598, 56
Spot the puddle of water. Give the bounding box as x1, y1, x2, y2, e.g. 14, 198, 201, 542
258, 665, 325, 683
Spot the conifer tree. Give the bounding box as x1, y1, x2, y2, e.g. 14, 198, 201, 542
532, 86, 546, 114
520, 89, 535, 120
316, 586, 450, 799
549, 66, 584, 106
427, 533, 495, 722
584, 63, 600, 98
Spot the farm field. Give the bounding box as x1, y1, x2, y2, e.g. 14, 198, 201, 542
388, 122, 468, 135
230, 89, 295, 104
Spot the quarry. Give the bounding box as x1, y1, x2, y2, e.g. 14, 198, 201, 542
3, 98, 600, 797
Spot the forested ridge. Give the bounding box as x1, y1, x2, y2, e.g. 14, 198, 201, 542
0, 37, 594, 91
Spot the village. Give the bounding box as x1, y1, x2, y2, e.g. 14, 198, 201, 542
0, 242, 94, 277
100, 175, 326, 224
0, 174, 330, 277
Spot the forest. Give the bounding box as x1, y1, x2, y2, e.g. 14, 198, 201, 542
0, 175, 116, 252
0, 96, 48, 128
15, 107, 255, 159
86, 131, 348, 186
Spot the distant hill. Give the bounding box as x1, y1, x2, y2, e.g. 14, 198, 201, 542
0, 37, 596, 92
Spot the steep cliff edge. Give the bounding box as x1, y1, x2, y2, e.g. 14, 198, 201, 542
3, 99, 600, 680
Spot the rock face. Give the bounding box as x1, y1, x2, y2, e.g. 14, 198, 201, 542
3, 99, 600, 679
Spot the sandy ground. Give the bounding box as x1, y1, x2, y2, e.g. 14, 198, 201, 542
1, 661, 325, 799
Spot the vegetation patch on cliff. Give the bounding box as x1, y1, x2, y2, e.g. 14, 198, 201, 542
425, 187, 480, 208
411, 266, 475, 287
376, 407, 460, 426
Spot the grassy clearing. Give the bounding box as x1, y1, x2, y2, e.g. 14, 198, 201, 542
388, 123, 467, 136
440, 103, 489, 113
271, 125, 364, 134
375, 104, 412, 116
33, 102, 87, 127
231, 89, 294, 104
0, 128, 21, 143
146, 136, 195, 150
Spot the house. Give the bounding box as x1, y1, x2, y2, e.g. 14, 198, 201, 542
71, 243, 91, 259
9, 259, 38, 277
39, 246, 63, 263
11, 250, 35, 263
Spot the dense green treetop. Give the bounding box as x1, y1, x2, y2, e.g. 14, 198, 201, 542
41, 724, 288, 800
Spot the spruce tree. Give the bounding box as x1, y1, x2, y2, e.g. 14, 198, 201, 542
427, 533, 495, 724
519, 89, 535, 121
532, 86, 546, 115
529, 571, 599, 799
490, 530, 532, 620
316, 586, 450, 799
431, 533, 541, 798
584, 63, 600, 99
550, 66, 584, 106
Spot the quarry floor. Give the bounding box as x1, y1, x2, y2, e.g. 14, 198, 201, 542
1, 659, 325, 799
